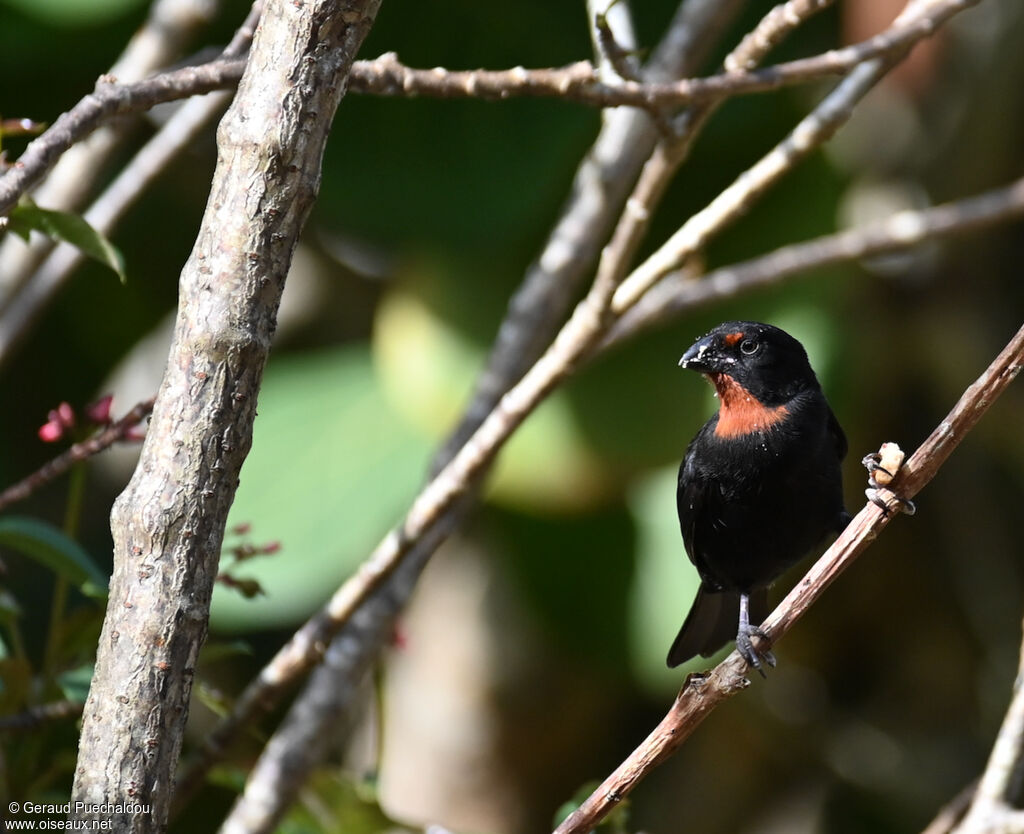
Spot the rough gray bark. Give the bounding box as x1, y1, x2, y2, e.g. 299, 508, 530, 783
69, 0, 381, 830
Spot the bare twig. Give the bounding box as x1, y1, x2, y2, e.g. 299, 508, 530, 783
0, 0, 225, 297
0, 398, 154, 512
611, 54, 896, 312
604, 174, 1024, 347
0, 699, 84, 731
0, 0, 977, 220
922, 780, 978, 834
553, 322, 1024, 834
0, 4, 261, 368
590, 0, 836, 313
952, 623, 1024, 833
350, 2, 971, 107
591, 1, 642, 84
727, 0, 836, 72
0, 58, 246, 217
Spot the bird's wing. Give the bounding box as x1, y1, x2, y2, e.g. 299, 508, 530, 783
676, 443, 705, 569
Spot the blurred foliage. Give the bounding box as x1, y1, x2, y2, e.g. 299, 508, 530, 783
0, 0, 1022, 833
6, 202, 125, 282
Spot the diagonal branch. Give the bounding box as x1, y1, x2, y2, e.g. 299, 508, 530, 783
553, 321, 1024, 834
0, 59, 247, 218
950, 622, 1024, 833
604, 174, 1024, 348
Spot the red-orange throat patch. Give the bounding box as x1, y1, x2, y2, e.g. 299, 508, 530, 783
708, 373, 789, 438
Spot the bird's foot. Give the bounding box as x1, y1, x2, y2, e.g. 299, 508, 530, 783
862, 443, 916, 517
736, 623, 776, 678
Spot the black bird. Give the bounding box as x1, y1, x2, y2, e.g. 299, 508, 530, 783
668, 321, 849, 674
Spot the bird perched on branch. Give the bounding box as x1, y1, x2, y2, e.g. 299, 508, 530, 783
668, 321, 849, 675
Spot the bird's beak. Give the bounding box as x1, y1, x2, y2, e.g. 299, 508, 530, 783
679, 335, 716, 372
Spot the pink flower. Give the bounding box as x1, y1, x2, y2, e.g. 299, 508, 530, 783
56, 401, 75, 428
84, 394, 114, 425
38, 419, 64, 442
38, 402, 76, 442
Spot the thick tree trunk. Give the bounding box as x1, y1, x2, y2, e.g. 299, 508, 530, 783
69, 0, 382, 830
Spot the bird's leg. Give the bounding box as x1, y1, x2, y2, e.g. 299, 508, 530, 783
736, 592, 775, 677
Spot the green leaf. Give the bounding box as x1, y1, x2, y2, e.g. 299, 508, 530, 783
7, 203, 125, 282
0, 516, 108, 594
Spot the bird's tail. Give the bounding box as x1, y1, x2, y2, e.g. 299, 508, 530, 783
666, 585, 769, 668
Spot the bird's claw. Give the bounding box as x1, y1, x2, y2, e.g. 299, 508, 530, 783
736, 623, 776, 678
862, 444, 916, 517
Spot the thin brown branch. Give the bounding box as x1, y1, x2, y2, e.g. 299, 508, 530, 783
592, 3, 642, 84
611, 52, 896, 313
0, 58, 246, 216
0, 699, 83, 732
0, 0, 977, 220
953, 621, 1024, 833
0, 3, 261, 368
0, 0, 227, 299
604, 174, 1024, 347
553, 322, 1024, 834
0, 398, 154, 512
726, 0, 837, 72
590, 0, 836, 310
350, 0, 971, 107
922, 780, 978, 834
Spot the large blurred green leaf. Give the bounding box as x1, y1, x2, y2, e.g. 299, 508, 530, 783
0, 516, 108, 595
211, 346, 433, 631
375, 287, 619, 513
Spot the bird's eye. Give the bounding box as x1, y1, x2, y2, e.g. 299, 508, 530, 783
740, 339, 759, 355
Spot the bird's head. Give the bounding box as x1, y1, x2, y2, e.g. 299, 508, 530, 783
679, 321, 819, 407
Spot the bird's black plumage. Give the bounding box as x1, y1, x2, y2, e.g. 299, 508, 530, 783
667, 321, 849, 674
